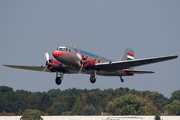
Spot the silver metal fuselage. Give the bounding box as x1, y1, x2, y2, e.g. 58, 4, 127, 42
52, 46, 127, 76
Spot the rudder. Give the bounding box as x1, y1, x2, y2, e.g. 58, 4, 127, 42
120, 48, 134, 61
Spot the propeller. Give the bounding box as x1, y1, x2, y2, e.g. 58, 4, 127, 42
76, 52, 84, 73
76, 53, 90, 73
41, 52, 50, 74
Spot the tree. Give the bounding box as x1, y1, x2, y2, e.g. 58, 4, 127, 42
39, 93, 53, 114
170, 90, 180, 102
71, 96, 82, 115
166, 100, 180, 115
0, 86, 13, 93
87, 92, 100, 107
47, 102, 66, 115
20, 109, 43, 120
14, 90, 32, 112
154, 114, 160, 120
148, 91, 168, 113
65, 94, 77, 111
106, 94, 157, 115
82, 105, 96, 115
47, 89, 61, 99
0, 86, 16, 113
26, 93, 39, 110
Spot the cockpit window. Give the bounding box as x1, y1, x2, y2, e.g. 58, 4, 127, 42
57, 47, 66, 51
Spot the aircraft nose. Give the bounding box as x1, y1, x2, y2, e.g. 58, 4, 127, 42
52, 51, 61, 58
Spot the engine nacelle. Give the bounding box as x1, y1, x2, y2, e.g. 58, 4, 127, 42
80, 57, 96, 70
46, 59, 64, 72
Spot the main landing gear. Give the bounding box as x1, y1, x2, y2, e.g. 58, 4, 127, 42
90, 75, 96, 83
55, 72, 64, 85
90, 71, 98, 84
120, 76, 124, 82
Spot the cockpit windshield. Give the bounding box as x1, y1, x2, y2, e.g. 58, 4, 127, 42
57, 46, 66, 51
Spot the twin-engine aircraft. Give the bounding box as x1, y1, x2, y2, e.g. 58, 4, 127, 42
3, 46, 178, 85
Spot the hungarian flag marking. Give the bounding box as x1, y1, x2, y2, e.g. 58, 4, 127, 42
127, 53, 134, 60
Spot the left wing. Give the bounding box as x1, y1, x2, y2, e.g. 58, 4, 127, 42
96, 55, 178, 71
123, 69, 154, 74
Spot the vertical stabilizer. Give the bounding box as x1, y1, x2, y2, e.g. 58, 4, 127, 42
120, 48, 134, 69
120, 48, 134, 61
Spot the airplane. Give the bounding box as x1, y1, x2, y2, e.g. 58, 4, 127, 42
3, 46, 178, 85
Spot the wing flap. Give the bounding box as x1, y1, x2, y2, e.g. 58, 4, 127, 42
96, 55, 178, 71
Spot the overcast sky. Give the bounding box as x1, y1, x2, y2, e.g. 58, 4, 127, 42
0, 0, 180, 98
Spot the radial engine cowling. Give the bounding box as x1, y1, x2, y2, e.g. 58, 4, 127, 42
80, 57, 96, 70
46, 59, 63, 72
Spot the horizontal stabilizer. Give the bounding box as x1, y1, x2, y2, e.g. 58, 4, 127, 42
123, 69, 154, 74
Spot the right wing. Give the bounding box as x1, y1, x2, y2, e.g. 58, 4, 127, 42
96, 55, 178, 71
3, 65, 50, 72
3, 64, 81, 74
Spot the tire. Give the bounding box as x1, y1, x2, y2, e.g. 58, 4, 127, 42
55, 77, 62, 85
90, 76, 96, 83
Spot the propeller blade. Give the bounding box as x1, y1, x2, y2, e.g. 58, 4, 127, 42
78, 62, 84, 74
76, 52, 82, 60
45, 52, 49, 61
42, 67, 47, 72
41, 67, 47, 74
41, 52, 49, 74
78, 66, 83, 74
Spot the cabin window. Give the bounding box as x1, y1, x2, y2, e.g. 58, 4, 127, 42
69, 49, 71, 52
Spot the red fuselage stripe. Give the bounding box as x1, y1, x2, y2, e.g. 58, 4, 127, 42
53, 51, 77, 58
122, 70, 134, 76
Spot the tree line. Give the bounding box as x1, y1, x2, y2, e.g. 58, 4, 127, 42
0, 86, 179, 115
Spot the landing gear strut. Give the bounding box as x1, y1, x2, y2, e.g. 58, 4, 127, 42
55, 72, 64, 85
120, 76, 124, 82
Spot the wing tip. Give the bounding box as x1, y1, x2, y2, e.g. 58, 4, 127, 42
175, 55, 178, 58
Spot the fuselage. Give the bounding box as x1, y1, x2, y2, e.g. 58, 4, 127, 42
52, 46, 112, 68
51, 46, 131, 77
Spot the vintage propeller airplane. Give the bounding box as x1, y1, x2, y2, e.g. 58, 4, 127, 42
3, 46, 178, 85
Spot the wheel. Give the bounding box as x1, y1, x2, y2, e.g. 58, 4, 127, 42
119, 76, 124, 83
55, 77, 62, 85
90, 76, 96, 83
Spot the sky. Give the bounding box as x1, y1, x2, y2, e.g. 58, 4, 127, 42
0, 0, 180, 98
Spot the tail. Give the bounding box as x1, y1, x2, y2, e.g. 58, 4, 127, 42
120, 48, 134, 69
120, 48, 134, 61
